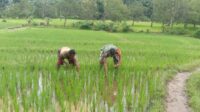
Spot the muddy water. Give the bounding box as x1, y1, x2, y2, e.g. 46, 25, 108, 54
37, 73, 43, 96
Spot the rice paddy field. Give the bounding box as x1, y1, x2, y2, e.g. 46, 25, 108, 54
1, 19, 200, 112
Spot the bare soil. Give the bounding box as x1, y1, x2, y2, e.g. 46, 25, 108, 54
166, 72, 192, 112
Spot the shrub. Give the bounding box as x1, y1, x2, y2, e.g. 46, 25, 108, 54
174, 29, 188, 35
72, 21, 81, 28
2, 19, 6, 22
146, 29, 150, 33
45, 17, 51, 26
121, 23, 132, 32
93, 22, 110, 31
27, 16, 33, 24
165, 28, 188, 35
32, 22, 39, 26
21, 24, 27, 27
40, 22, 46, 26
111, 24, 119, 32
109, 22, 132, 32
139, 30, 144, 33
79, 21, 93, 30
73, 21, 94, 30
73, 21, 132, 32
193, 30, 200, 38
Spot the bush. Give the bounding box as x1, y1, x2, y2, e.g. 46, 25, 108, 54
45, 17, 51, 26
139, 30, 144, 33
93, 22, 110, 31
193, 30, 200, 38
32, 22, 39, 26
72, 21, 132, 33
2, 19, 6, 22
40, 22, 46, 26
146, 29, 150, 33
27, 16, 33, 24
21, 24, 27, 27
109, 22, 132, 32
72, 21, 81, 28
73, 21, 94, 30
79, 21, 93, 30
174, 29, 188, 35
111, 24, 118, 32
121, 23, 132, 32
165, 28, 188, 35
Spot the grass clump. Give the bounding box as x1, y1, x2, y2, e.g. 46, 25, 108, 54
193, 29, 200, 38
187, 72, 200, 111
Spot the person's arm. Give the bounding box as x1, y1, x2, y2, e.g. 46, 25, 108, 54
114, 49, 121, 68
74, 57, 80, 73
63, 59, 69, 65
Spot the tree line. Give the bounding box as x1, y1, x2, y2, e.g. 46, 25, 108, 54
0, 0, 200, 27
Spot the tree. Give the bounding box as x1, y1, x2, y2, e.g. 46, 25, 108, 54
32, 0, 57, 18
186, 0, 200, 28
0, 0, 9, 17
80, 0, 98, 20
4, 0, 33, 18
142, 0, 153, 19
128, 1, 145, 26
153, 0, 171, 31
58, 0, 80, 27
104, 0, 129, 21
96, 0, 105, 20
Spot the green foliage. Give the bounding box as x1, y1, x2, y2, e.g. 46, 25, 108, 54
187, 72, 200, 111
0, 0, 199, 28
165, 28, 188, 35
73, 21, 132, 32
193, 29, 200, 38
32, 22, 39, 26
79, 21, 94, 30
104, 0, 129, 21
4, 0, 32, 18
2, 19, 7, 22
93, 22, 111, 31
27, 16, 33, 24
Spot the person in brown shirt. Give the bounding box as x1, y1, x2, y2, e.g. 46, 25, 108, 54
57, 47, 80, 72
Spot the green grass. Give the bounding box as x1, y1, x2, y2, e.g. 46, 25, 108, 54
187, 72, 200, 112
0, 19, 25, 29
0, 24, 200, 111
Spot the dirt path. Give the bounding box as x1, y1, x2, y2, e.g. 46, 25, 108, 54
166, 72, 192, 112
166, 68, 200, 112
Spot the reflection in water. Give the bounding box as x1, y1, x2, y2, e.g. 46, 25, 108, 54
102, 74, 118, 112
37, 73, 42, 96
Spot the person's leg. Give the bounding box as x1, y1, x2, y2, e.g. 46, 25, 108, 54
113, 56, 119, 68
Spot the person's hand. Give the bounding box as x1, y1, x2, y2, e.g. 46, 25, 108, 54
114, 64, 119, 68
